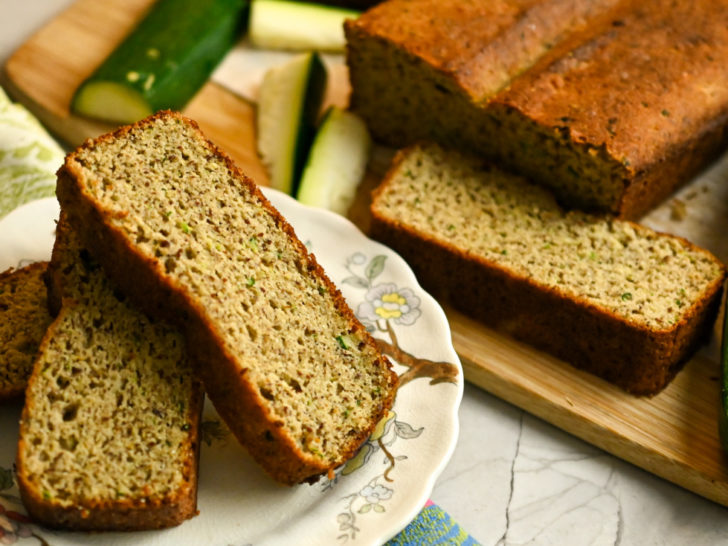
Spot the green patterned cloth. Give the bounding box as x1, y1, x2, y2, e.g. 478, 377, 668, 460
0, 86, 64, 220
387, 501, 481, 545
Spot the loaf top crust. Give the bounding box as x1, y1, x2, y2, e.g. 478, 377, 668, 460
0, 262, 52, 401
371, 144, 726, 332
493, 0, 728, 172
17, 218, 201, 529
346, 0, 625, 102
56, 111, 397, 485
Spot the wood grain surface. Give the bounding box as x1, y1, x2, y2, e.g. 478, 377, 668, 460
4, 0, 728, 508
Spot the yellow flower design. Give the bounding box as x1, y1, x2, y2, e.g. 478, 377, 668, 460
376, 292, 407, 319
358, 283, 421, 326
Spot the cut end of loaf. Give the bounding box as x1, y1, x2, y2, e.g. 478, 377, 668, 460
57, 111, 398, 484
373, 143, 724, 332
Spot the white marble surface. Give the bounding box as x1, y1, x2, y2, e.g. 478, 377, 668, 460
3, 1, 728, 544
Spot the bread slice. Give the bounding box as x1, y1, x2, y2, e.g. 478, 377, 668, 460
56, 111, 398, 485
0, 262, 52, 401
347, 0, 728, 218
16, 216, 203, 530
370, 143, 726, 395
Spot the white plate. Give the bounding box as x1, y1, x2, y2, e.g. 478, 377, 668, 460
0, 189, 463, 546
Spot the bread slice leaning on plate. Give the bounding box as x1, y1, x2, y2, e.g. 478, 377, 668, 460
16, 216, 203, 530
55, 111, 398, 485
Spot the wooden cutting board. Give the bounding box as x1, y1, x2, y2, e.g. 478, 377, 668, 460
4, 0, 728, 509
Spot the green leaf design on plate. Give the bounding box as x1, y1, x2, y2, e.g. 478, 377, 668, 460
365, 255, 387, 281
342, 276, 369, 289
395, 420, 424, 439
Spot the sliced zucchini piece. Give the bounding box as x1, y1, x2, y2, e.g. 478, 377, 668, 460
257, 52, 327, 195
296, 107, 371, 215
249, 0, 359, 52
72, 0, 248, 124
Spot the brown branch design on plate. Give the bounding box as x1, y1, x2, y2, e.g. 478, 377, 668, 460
343, 252, 459, 387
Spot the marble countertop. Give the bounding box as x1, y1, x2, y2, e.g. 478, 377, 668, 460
2, 1, 728, 544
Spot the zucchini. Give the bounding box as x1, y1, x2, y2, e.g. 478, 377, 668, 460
720, 301, 728, 450
249, 0, 359, 52
296, 107, 371, 215
72, 0, 247, 124
257, 52, 327, 195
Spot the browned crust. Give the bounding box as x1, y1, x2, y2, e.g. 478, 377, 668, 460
15, 219, 204, 531
0, 262, 52, 402
55, 111, 397, 485
370, 148, 726, 396
496, 0, 728, 175
490, 0, 728, 218
615, 113, 728, 218
346, 0, 625, 102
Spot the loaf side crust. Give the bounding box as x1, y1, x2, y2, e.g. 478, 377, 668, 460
56, 111, 398, 485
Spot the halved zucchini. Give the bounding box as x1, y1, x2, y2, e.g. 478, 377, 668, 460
72, 0, 247, 124
257, 52, 327, 195
249, 0, 359, 52
296, 107, 371, 215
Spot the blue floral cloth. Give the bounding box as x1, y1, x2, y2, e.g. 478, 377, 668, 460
387, 502, 481, 545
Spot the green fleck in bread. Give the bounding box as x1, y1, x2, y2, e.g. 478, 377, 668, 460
55, 111, 398, 485
370, 144, 726, 395
0, 262, 52, 401
16, 216, 203, 530
347, 0, 728, 218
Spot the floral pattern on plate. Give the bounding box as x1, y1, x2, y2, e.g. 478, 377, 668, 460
0, 189, 463, 545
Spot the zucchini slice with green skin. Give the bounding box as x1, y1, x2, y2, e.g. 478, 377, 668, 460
720, 300, 728, 450
249, 0, 359, 52
296, 107, 371, 215
72, 0, 248, 124
257, 52, 327, 195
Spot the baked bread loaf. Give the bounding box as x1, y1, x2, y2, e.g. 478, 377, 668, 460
16, 216, 203, 530
345, 0, 623, 139
0, 262, 52, 401
56, 111, 398, 485
347, 0, 728, 218
370, 144, 726, 395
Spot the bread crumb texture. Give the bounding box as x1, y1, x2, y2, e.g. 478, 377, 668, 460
373, 144, 723, 331
0, 263, 52, 399
19, 226, 196, 508
71, 115, 393, 465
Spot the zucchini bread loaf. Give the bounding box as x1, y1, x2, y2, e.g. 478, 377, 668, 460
370, 144, 726, 395
0, 262, 52, 401
346, 0, 624, 141
347, 0, 728, 218
56, 111, 398, 485
16, 217, 203, 530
